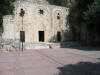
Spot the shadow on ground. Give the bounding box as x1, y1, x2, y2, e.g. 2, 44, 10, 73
58, 62, 100, 75
60, 42, 100, 51
70, 47, 100, 51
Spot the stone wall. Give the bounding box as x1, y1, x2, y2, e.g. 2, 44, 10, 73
2, 15, 15, 40
2, 0, 70, 44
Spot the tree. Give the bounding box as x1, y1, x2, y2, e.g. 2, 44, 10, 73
0, 0, 15, 28
69, 0, 93, 42
84, 0, 100, 45
48, 0, 68, 7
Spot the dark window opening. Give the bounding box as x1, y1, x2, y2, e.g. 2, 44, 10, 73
58, 13, 60, 15
20, 31, 25, 42
57, 16, 60, 19
39, 9, 44, 15
19, 8, 25, 17
39, 31, 44, 42
57, 13, 61, 20
57, 32, 61, 42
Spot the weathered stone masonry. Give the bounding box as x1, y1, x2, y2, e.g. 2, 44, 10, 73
2, 0, 70, 44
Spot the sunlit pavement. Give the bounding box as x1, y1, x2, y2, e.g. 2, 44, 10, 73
0, 48, 100, 75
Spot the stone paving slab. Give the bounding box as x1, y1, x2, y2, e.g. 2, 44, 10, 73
0, 48, 100, 75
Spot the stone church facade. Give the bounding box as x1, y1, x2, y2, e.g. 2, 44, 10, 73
2, 0, 70, 44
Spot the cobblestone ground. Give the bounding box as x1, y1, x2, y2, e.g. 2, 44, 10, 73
0, 48, 100, 75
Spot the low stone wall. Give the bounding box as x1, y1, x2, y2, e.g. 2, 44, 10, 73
0, 38, 81, 52
0, 39, 20, 52
24, 43, 61, 49
0, 39, 61, 52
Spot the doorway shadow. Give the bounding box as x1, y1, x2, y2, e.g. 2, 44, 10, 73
58, 62, 100, 75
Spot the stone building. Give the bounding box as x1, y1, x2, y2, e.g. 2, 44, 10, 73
2, 0, 70, 44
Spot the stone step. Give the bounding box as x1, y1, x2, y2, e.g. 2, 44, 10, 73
24, 43, 61, 49
24, 43, 50, 49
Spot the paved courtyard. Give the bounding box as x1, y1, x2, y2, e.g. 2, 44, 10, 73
0, 48, 100, 75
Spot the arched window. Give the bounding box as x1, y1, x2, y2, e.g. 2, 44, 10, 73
57, 13, 60, 20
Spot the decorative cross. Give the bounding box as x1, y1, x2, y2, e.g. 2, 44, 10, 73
39, 9, 44, 15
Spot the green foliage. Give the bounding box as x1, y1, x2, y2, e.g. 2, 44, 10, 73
69, 0, 93, 23
69, 0, 100, 45
69, 2, 81, 23
84, 0, 100, 25
48, 0, 68, 6
48, 0, 62, 6
69, 0, 94, 41
84, 0, 100, 44
0, 0, 15, 26
0, 26, 3, 31
0, 0, 15, 15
